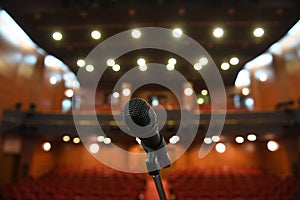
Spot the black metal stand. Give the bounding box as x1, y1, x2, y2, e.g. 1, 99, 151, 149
145, 151, 168, 200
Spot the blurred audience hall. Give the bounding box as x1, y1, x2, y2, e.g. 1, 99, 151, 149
1, 1, 300, 200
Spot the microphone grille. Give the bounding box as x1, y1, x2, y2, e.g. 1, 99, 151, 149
128, 98, 151, 126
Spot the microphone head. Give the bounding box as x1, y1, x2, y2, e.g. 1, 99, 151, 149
127, 98, 151, 126
122, 98, 157, 138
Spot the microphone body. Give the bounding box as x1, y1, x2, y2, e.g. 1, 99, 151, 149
123, 98, 170, 169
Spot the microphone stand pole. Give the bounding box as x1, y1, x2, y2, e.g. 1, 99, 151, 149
145, 151, 167, 200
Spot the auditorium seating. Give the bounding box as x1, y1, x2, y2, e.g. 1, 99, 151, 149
1, 167, 146, 200
168, 168, 299, 200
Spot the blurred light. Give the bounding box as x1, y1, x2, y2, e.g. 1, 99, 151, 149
62, 99, 72, 112
139, 64, 147, 71
221, 62, 230, 70
172, 28, 183, 38
169, 135, 180, 144
112, 92, 120, 99
137, 58, 146, 66
136, 137, 141, 145
212, 135, 220, 142
267, 140, 279, 151
73, 137, 80, 144
86, 64, 94, 72
184, 87, 193, 96
245, 53, 273, 70
269, 43, 282, 55
91, 30, 101, 40
247, 134, 257, 142
64, 89, 74, 97
242, 88, 250, 96
194, 63, 202, 70
77, 59, 86, 67
213, 27, 224, 38
132, 29, 141, 39
201, 89, 208, 96
50, 76, 58, 85
215, 143, 226, 153
253, 27, 264, 37
24, 54, 37, 65
52, 32, 63, 41
106, 59, 115, 66
44, 55, 63, 68
62, 135, 70, 142
112, 64, 120, 71
89, 143, 100, 153
168, 58, 177, 65
42, 142, 51, 151
151, 98, 159, 106
97, 136, 105, 142
197, 97, 205, 105
166, 63, 175, 71
104, 137, 111, 144
259, 73, 268, 82
204, 137, 212, 144
235, 70, 251, 87
199, 57, 208, 66
122, 88, 131, 96
235, 136, 244, 144
230, 57, 239, 65
245, 97, 254, 110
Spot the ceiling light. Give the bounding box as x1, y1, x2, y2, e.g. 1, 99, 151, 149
203, 137, 212, 144
137, 58, 146, 66
247, 134, 257, 142
85, 64, 94, 72
103, 137, 111, 144
212, 135, 220, 142
199, 57, 208, 65
215, 143, 226, 153
267, 141, 279, 152
172, 28, 183, 38
77, 59, 85, 67
235, 136, 244, 144
139, 64, 147, 71
50, 76, 58, 85
242, 87, 250, 96
97, 136, 105, 142
42, 142, 51, 151
52, 31, 63, 41
221, 62, 230, 70
213, 27, 224, 38
106, 59, 115, 66
112, 92, 120, 99
168, 58, 177, 65
122, 88, 131, 96
112, 64, 120, 72
91, 30, 101, 40
184, 87, 193, 96
229, 57, 239, 65
166, 63, 175, 71
64, 89, 74, 98
253, 27, 264, 37
62, 135, 70, 142
89, 143, 99, 153
131, 29, 141, 39
197, 97, 205, 105
201, 89, 208, 96
194, 63, 202, 71
73, 137, 80, 144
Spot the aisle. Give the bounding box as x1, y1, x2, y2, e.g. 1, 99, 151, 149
144, 178, 170, 200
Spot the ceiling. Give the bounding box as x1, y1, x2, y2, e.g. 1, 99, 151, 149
0, 0, 299, 89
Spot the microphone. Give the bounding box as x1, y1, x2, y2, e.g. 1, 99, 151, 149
122, 98, 170, 169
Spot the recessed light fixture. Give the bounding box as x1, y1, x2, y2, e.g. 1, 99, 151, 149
52, 31, 63, 41
213, 27, 224, 38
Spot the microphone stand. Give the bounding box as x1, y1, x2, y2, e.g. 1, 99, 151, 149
145, 151, 167, 200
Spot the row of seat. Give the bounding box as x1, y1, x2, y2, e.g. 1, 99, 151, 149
168, 168, 299, 200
